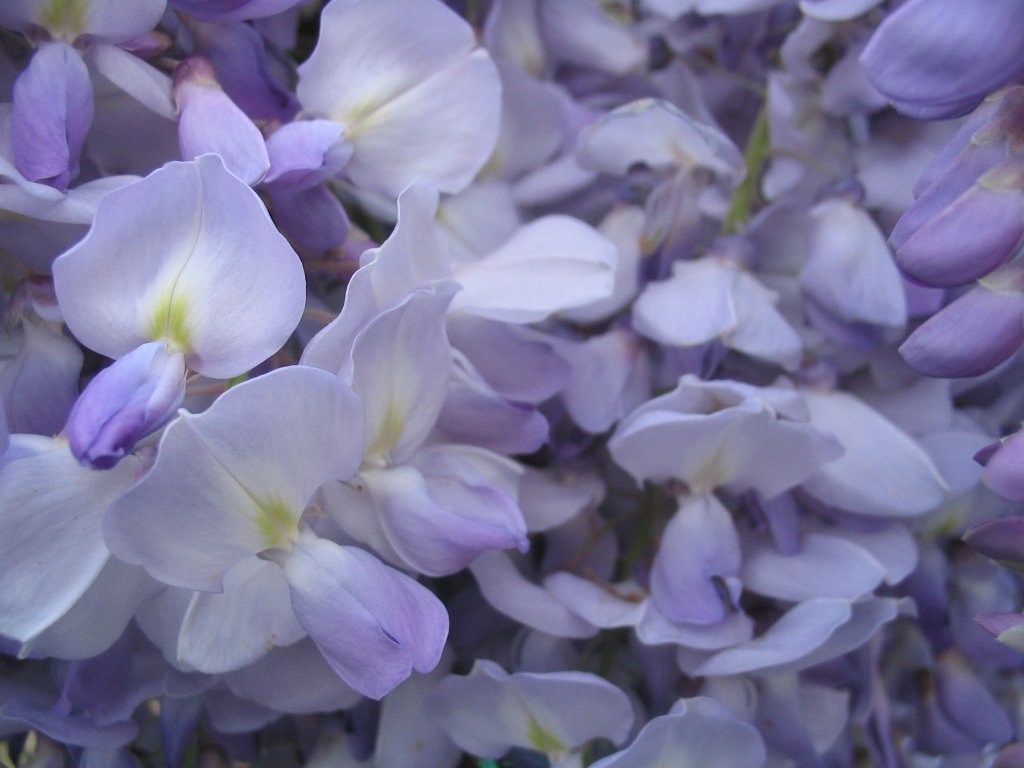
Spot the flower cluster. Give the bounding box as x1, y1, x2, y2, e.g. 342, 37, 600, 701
1, 1, 1023, 767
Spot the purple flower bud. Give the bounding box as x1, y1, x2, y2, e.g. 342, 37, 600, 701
899, 283, 1024, 378
861, 0, 1024, 119
964, 514, 1024, 566
897, 158, 1024, 287
66, 341, 186, 470
979, 430, 1024, 502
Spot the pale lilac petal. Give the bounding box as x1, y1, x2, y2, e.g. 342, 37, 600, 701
540, 0, 646, 76
430, 660, 633, 758
610, 378, 842, 498
174, 57, 270, 186
519, 465, 604, 533
544, 573, 647, 629
375, 656, 462, 768
800, 389, 947, 517
436, 353, 550, 455
298, 0, 476, 128
301, 180, 450, 376
469, 551, 597, 639
741, 531, 887, 601
263, 119, 348, 187
351, 285, 455, 463
177, 556, 305, 673
636, 607, 754, 649
450, 216, 617, 323
577, 98, 742, 179
632, 259, 738, 347
557, 329, 651, 435
53, 155, 305, 378
651, 494, 742, 625
105, 366, 364, 591
364, 457, 527, 577
446, 316, 568, 404
0, 0, 165, 43
0, 436, 141, 643
692, 599, 852, 676
297, 0, 499, 196
282, 535, 448, 700
729, 273, 803, 368
225, 639, 362, 714
172, 0, 304, 21
589, 697, 765, 768
87, 44, 176, 119
802, 199, 906, 328
343, 50, 501, 197
19, 559, 157, 661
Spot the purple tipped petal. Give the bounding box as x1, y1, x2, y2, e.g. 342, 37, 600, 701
12, 42, 93, 191
66, 341, 185, 470
900, 286, 1024, 378
174, 57, 270, 186
283, 535, 448, 700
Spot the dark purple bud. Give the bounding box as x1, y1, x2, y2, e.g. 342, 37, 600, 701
66, 341, 186, 470
899, 285, 1024, 377
896, 180, 1024, 287
11, 41, 93, 191
964, 515, 1024, 565
980, 431, 1024, 502
861, 0, 1024, 119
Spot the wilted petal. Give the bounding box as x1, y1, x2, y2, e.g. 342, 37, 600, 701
282, 534, 448, 700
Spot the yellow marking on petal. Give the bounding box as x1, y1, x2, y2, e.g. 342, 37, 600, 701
367, 400, 405, 462
255, 496, 298, 549
40, 0, 87, 41
527, 717, 565, 756
147, 291, 193, 354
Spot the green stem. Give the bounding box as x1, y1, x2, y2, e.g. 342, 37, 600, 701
723, 107, 770, 236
